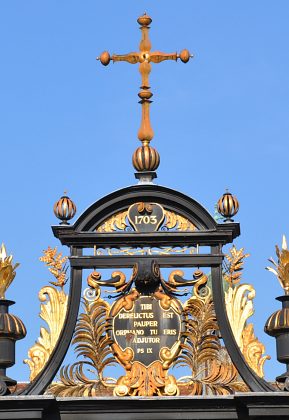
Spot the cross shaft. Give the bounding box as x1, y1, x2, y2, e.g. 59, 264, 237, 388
98, 13, 192, 177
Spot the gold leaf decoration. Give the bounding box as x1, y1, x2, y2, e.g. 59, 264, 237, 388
175, 276, 248, 395
266, 235, 289, 294
96, 210, 128, 233
24, 247, 69, 381
24, 286, 68, 381
163, 210, 197, 231
224, 245, 270, 378
50, 295, 115, 397
39, 246, 68, 288
224, 245, 249, 286
96, 207, 197, 233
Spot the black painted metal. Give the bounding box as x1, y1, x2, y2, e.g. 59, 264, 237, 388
0, 300, 26, 393
21, 248, 83, 395
211, 260, 274, 392
69, 254, 224, 268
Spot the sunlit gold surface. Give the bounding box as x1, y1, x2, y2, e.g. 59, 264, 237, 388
24, 286, 68, 381
24, 247, 69, 381
96, 206, 197, 233
224, 246, 249, 286
39, 246, 68, 288
266, 235, 289, 294
175, 271, 248, 395
224, 246, 270, 378
0, 243, 19, 299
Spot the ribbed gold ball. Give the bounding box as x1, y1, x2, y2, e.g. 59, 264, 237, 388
53, 194, 77, 225
217, 190, 239, 222
132, 145, 160, 172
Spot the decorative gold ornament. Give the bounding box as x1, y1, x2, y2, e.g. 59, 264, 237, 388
0, 243, 19, 299
39, 246, 68, 288
24, 247, 69, 381
224, 245, 270, 378
224, 245, 249, 286
53, 193, 76, 225
95, 246, 196, 257
96, 206, 197, 233
175, 271, 248, 395
98, 13, 192, 173
96, 210, 128, 233
164, 210, 196, 232
217, 190, 239, 222
24, 286, 68, 381
266, 235, 289, 294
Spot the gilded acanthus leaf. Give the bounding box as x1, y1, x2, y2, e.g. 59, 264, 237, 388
224, 245, 270, 378
24, 286, 68, 381
50, 296, 115, 397
24, 247, 69, 381
175, 272, 248, 395
163, 210, 197, 231
96, 211, 128, 233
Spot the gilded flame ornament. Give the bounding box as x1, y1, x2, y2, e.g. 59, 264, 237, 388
0, 243, 19, 299
266, 235, 289, 294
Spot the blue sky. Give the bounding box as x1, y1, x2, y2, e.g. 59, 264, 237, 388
1, 1, 289, 382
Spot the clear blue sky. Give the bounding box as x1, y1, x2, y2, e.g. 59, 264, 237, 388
1, 1, 289, 382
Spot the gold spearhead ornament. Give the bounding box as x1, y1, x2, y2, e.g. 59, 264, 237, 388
98, 13, 193, 177
0, 243, 19, 299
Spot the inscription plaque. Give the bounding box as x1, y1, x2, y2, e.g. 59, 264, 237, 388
112, 296, 181, 366
128, 203, 164, 232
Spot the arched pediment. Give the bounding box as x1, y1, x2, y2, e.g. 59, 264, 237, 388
73, 185, 217, 232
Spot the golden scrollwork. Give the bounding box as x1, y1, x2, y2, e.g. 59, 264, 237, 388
164, 210, 196, 232
24, 286, 68, 381
224, 246, 270, 378
96, 246, 196, 256
96, 206, 197, 233
96, 210, 128, 233
0, 243, 19, 299
114, 360, 179, 397
24, 247, 69, 381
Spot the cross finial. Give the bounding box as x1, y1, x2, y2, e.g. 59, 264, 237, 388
98, 13, 193, 181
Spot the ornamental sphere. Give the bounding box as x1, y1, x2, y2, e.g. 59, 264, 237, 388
132, 145, 160, 172
217, 190, 239, 222
53, 194, 76, 225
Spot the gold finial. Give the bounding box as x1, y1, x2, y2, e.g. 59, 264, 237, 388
98, 13, 192, 175
0, 243, 19, 299
266, 235, 289, 294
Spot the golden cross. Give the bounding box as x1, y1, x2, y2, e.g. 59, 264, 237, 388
98, 13, 192, 176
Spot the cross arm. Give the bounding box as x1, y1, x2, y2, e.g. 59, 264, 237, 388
98, 51, 140, 66
150, 49, 192, 64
